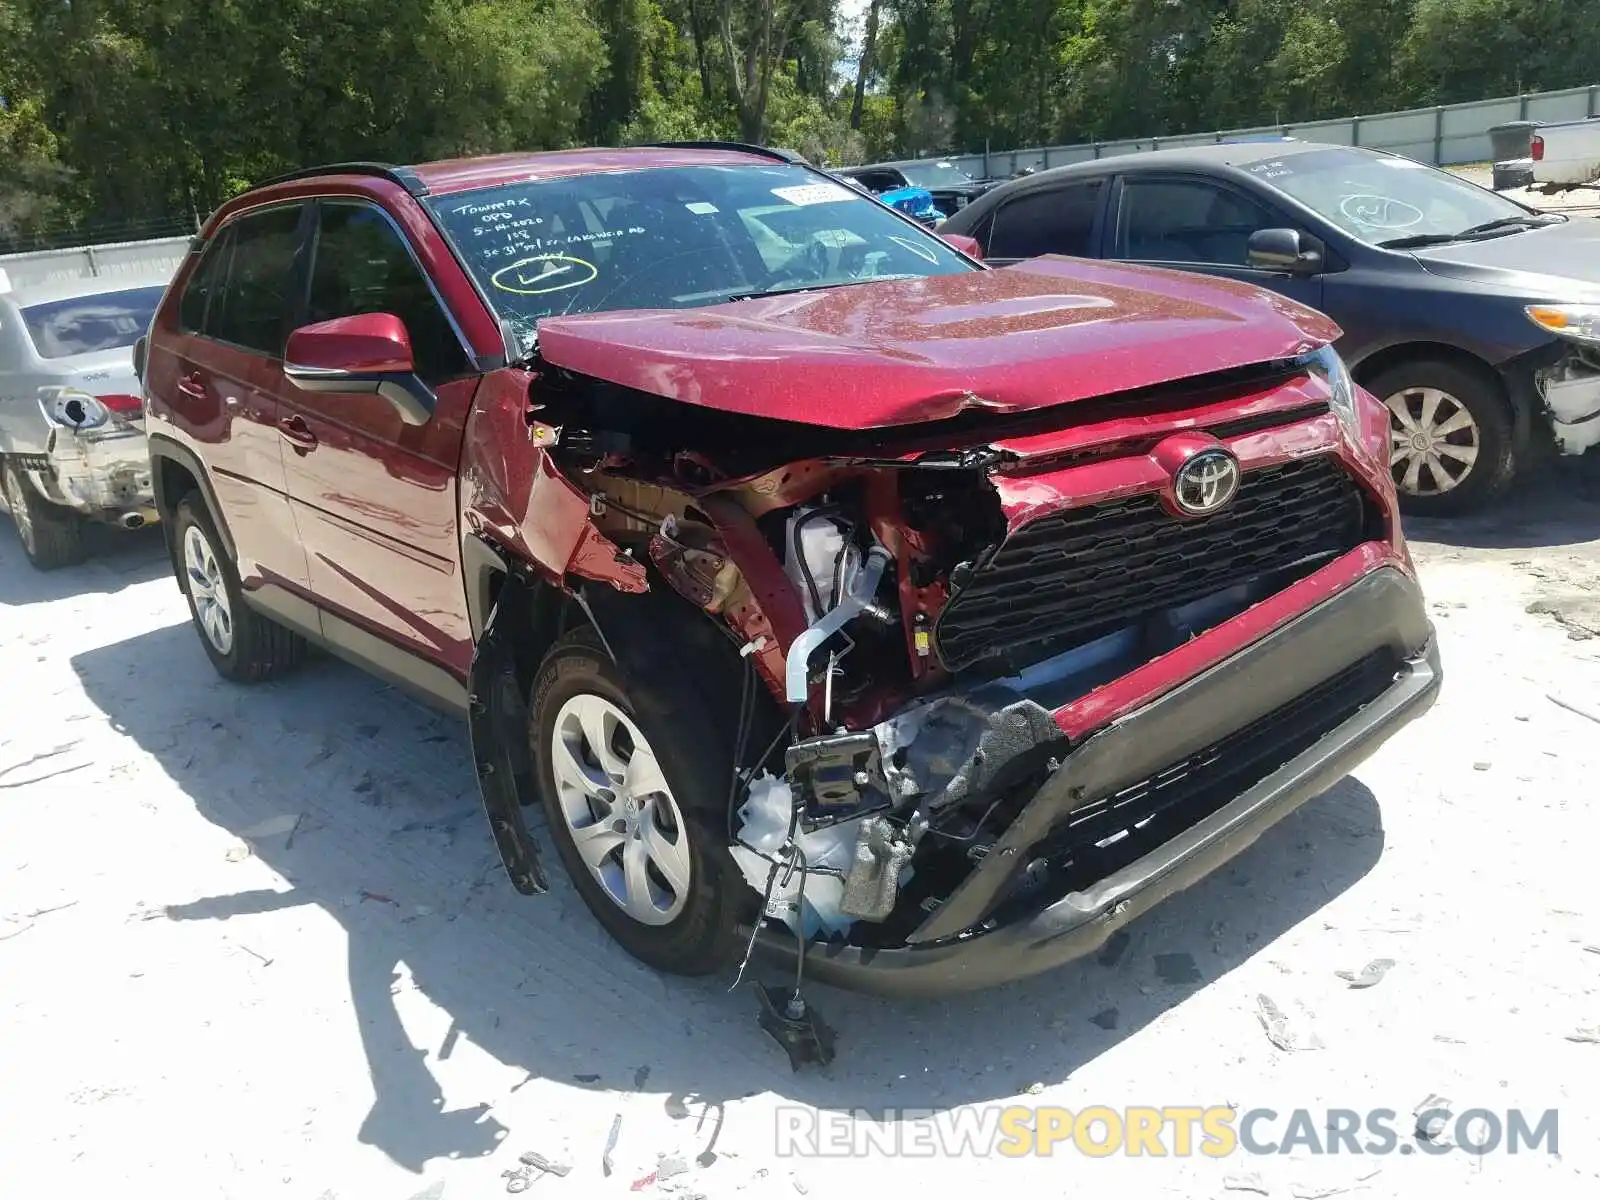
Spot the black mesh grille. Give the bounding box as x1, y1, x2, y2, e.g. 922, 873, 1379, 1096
934, 455, 1372, 673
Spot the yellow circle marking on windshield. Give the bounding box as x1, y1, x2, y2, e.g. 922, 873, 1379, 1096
491, 254, 598, 296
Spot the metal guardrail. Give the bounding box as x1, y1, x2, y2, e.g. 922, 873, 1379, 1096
874, 83, 1600, 180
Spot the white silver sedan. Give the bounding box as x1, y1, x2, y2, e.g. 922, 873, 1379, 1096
0, 271, 170, 569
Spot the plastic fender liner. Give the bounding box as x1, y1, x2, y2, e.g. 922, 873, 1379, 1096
468, 569, 549, 896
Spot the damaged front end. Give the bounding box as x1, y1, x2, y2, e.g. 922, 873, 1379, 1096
496, 334, 1437, 999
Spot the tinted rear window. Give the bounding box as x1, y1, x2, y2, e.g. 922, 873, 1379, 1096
20, 286, 166, 360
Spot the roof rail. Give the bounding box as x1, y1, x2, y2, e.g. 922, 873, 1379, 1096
248, 162, 431, 197
637, 140, 808, 164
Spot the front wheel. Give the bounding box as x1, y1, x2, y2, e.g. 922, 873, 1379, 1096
3, 458, 86, 570
1367, 358, 1516, 517
172, 494, 306, 682
529, 628, 749, 976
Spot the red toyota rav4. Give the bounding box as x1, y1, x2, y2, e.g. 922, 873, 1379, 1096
137, 144, 1440, 1004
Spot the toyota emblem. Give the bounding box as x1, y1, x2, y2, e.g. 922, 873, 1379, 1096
1172, 448, 1242, 516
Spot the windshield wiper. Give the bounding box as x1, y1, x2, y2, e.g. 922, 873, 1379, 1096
1380, 213, 1563, 250
717, 274, 924, 303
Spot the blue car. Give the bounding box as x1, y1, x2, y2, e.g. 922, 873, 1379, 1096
877, 185, 942, 226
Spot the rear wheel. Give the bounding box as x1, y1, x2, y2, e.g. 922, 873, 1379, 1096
529, 627, 749, 976
172, 493, 306, 682
1367, 358, 1516, 517
2, 458, 86, 570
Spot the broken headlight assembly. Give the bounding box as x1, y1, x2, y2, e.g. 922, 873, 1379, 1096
1526, 304, 1600, 348
1304, 343, 1360, 441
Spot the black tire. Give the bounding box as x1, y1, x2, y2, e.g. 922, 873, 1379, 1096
1365, 357, 1516, 518
3, 458, 86, 570
172, 492, 306, 682
529, 626, 751, 977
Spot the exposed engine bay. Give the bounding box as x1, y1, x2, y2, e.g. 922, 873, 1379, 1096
525, 356, 1383, 962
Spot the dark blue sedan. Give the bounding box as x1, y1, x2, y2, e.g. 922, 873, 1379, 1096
940, 141, 1600, 516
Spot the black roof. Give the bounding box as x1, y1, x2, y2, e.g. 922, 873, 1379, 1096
1018, 139, 1369, 183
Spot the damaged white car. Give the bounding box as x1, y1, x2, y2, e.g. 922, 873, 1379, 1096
0, 272, 168, 569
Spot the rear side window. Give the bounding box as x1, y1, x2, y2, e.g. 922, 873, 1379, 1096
208, 205, 305, 356
988, 181, 1104, 258
178, 233, 232, 335
20, 286, 166, 359
305, 203, 468, 384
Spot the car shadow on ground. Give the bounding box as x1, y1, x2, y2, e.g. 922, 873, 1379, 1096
72, 621, 1385, 1176
0, 522, 169, 606
1406, 455, 1600, 552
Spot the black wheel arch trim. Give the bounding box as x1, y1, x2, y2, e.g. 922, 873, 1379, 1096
147, 434, 238, 564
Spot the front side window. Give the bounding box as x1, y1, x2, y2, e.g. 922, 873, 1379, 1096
427, 163, 975, 355
1242, 147, 1537, 246
20, 285, 166, 359
987, 181, 1104, 259
306, 203, 468, 383
1112, 178, 1277, 266
209, 204, 305, 356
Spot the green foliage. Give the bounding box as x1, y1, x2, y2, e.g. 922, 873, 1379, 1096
2, 0, 1596, 241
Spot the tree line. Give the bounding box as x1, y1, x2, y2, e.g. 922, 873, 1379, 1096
2, 0, 1596, 248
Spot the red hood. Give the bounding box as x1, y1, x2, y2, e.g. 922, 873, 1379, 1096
534, 257, 1341, 430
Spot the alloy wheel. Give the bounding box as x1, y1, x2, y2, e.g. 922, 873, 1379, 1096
1383, 385, 1481, 497
549, 694, 692, 926
183, 524, 234, 656
4, 465, 37, 556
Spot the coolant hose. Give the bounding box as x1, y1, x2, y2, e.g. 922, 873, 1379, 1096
784, 546, 892, 705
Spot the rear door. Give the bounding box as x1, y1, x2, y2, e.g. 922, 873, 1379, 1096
1106, 173, 1325, 311
157, 203, 313, 594
974, 178, 1108, 266
276, 198, 480, 694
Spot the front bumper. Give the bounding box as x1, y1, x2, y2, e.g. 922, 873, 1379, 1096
17, 422, 156, 522
751, 566, 1440, 997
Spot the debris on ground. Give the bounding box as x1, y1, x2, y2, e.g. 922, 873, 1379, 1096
1290, 1185, 1349, 1199
239, 812, 303, 846
573, 1073, 601, 1083
602, 1113, 622, 1177
224, 840, 253, 862
1566, 1027, 1600, 1043
408, 1182, 445, 1200
1255, 994, 1323, 1051
630, 1171, 657, 1191
634, 1065, 652, 1089
1413, 1094, 1452, 1142
1023, 1081, 1045, 1095
1334, 958, 1396, 989
1154, 952, 1201, 984
517, 1150, 571, 1178
1472, 761, 1492, 772
1090, 1007, 1119, 1030
1222, 1170, 1269, 1194
1548, 693, 1600, 726
657, 1153, 688, 1180
359, 890, 398, 906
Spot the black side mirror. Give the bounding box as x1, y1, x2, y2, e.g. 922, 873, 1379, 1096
1247, 228, 1324, 275
132, 334, 148, 383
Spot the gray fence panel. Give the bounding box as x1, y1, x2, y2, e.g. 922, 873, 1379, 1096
0, 236, 188, 290
872, 80, 1600, 181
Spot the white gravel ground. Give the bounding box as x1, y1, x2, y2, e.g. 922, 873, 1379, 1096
4, 464, 1600, 1200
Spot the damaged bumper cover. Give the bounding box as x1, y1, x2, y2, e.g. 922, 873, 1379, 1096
20, 419, 156, 522
750, 566, 1440, 997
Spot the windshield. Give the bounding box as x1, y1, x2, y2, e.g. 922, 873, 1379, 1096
428, 163, 974, 353
20, 285, 165, 360
899, 161, 975, 189
1243, 148, 1536, 246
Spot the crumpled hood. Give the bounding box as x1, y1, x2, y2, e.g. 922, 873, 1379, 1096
535, 256, 1341, 430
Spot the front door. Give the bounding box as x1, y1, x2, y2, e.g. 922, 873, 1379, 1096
276, 199, 480, 701
1106, 174, 1325, 313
